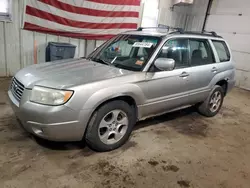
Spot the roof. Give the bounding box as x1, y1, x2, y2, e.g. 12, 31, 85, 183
123, 30, 169, 37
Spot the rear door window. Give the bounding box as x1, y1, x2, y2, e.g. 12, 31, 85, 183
212, 40, 231, 62
189, 39, 215, 66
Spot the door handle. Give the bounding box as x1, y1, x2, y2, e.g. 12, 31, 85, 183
211, 67, 218, 73
179, 72, 189, 77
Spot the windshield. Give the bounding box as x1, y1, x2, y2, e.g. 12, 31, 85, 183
88, 35, 161, 71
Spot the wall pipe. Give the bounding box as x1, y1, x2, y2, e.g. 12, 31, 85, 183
202, 0, 213, 31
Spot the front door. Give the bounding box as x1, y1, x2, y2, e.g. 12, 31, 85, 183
139, 38, 192, 118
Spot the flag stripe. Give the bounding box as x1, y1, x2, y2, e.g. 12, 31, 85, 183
25, 14, 134, 34
26, 6, 137, 29
87, 0, 140, 6
38, 0, 139, 17
57, 0, 140, 12
27, 0, 139, 24
24, 0, 141, 39
24, 22, 116, 40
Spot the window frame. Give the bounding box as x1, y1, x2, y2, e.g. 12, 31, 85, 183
0, 0, 12, 21
149, 37, 217, 72
211, 40, 231, 63
188, 38, 216, 67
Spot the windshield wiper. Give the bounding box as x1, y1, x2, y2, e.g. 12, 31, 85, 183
89, 57, 110, 65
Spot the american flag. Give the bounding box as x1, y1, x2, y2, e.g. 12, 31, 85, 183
23, 0, 141, 40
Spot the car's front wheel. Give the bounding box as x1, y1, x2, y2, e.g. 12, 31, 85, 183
85, 100, 136, 152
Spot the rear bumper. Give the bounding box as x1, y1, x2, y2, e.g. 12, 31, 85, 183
8, 90, 92, 141
227, 79, 236, 93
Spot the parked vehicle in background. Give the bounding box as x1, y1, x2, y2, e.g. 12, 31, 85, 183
8, 27, 235, 152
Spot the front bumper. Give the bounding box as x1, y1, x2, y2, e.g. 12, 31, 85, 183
8, 89, 92, 141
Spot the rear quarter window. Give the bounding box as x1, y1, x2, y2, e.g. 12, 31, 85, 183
212, 40, 231, 62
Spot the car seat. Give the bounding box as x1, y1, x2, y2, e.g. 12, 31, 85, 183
191, 49, 203, 65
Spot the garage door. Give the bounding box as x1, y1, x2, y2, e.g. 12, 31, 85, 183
205, 0, 250, 90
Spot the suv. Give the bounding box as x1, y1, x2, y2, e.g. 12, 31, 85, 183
8, 28, 235, 151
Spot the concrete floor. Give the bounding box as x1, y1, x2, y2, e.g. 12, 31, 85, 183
0, 78, 250, 188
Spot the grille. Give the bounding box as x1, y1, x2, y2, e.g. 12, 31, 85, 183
10, 77, 25, 101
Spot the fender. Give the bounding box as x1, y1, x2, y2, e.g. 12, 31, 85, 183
82, 83, 146, 110
208, 68, 235, 88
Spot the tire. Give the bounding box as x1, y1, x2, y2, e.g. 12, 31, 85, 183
85, 100, 136, 152
197, 85, 224, 117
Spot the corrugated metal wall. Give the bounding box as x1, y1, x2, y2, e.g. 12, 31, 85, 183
179, 0, 209, 31
0, 0, 105, 77
158, 0, 209, 31
158, 0, 186, 27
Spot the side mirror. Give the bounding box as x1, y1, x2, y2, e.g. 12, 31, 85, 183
154, 58, 175, 71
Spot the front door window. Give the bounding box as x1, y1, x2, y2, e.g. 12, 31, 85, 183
153, 38, 189, 71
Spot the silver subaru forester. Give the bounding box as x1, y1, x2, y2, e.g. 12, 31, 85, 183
8, 28, 235, 151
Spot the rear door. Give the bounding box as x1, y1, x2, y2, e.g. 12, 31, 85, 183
211, 40, 233, 73
186, 38, 218, 103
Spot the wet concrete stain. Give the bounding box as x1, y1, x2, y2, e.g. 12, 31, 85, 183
135, 108, 210, 138
67, 147, 95, 159
137, 158, 146, 163
66, 161, 80, 174
170, 116, 209, 137
94, 160, 134, 185
121, 140, 137, 151
13, 165, 31, 176
8, 133, 31, 142
177, 180, 190, 187
148, 159, 159, 166
137, 171, 146, 177
221, 106, 241, 118
162, 165, 179, 172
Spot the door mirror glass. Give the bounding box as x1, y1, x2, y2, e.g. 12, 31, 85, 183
154, 58, 175, 71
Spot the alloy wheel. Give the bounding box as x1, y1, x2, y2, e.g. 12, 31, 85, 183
209, 91, 222, 113
98, 109, 129, 145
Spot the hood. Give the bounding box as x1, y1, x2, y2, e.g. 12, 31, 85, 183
15, 58, 133, 89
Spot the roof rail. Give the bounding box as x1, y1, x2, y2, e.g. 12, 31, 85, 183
202, 30, 219, 37
136, 26, 221, 38
137, 25, 184, 33
170, 30, 221, 38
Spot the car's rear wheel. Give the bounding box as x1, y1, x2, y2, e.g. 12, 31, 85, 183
85, 100, 136, 152
197, 85, 224, 117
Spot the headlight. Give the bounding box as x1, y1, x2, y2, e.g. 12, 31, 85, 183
30, 86, 73, 105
